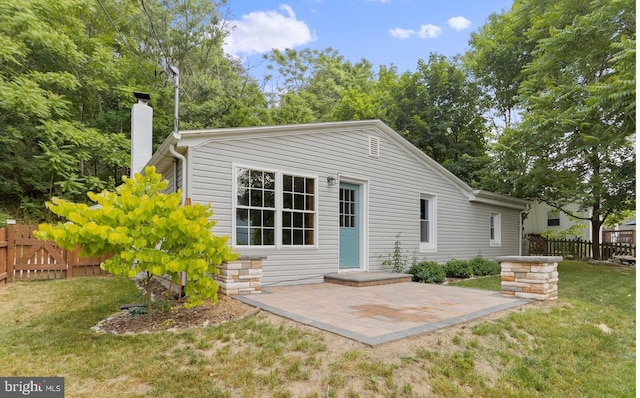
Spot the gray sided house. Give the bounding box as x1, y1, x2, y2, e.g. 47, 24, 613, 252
146, 120, 528, 286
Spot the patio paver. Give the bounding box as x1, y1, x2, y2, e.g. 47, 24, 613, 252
236, 282, 529, 346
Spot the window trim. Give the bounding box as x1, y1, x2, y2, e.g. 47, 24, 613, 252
233, 165, 278, 248
419, 193, 437, 252
232, 164, 318, 249
490, 212, 502, 247
281, 172, 318, 247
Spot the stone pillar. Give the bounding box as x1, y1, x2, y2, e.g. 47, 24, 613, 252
215, 256, 264, 295
496, 256, 561, 301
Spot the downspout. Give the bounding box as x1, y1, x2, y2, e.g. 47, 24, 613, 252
169, 144, 187, 204
168, 65, 187, 290
519, 210, 524, 256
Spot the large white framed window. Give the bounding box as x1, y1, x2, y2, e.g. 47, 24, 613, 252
236, 168, 276, 246
234, 166, 317, 247
282, 174, 315, 245
419, 194, 437, 252
490, 212, 502, 247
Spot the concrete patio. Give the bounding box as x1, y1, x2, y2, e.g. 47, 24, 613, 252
236, 281, 529, 346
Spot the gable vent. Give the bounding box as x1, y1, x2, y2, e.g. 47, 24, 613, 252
369, 135, 380, 158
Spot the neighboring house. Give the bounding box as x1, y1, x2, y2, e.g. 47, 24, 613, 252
522, 201, 591, 241
144, 120, 528, 287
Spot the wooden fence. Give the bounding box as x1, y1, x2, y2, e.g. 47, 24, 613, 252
602, 230, 636, 245
0, 224, 110, 285
527, 235, 636, 260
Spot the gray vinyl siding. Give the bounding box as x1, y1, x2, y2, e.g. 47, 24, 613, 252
178, 126, 522, 286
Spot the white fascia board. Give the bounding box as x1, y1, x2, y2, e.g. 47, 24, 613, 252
470, 189, 530, 210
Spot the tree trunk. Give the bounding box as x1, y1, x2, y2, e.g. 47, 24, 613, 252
591, 217, 602, 260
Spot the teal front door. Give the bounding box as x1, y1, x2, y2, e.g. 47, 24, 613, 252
339, 182, 360, 269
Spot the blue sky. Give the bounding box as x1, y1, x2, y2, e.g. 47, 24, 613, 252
222, 0, 514, 76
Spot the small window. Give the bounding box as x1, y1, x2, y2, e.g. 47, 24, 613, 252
419, 194, 436, 252
547, 211, 560, 227
369, 136, 380, 158
490, 212, 502, 247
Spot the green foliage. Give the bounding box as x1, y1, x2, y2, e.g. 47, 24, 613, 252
468, 257, 500, 276
35, 166, 238, 308
380, 54, 491, 185
469, 0, 636, 259
408, 261, 446, 284
381, 233, 408, 273
443, 259, 473, 278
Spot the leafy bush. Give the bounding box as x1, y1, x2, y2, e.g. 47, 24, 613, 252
443, 259, 473, 278
409, 261, 446, 284
469, 257, 501, 276
35, 166, 239, 310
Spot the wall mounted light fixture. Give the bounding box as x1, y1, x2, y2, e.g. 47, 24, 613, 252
327, 176, 336, 186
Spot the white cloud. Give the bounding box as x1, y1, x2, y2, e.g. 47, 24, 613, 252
447, 16, 472, 31
223, 4, 316, 56
389, 24, 442, 39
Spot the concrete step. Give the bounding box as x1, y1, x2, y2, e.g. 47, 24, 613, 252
324, 272, 412, 287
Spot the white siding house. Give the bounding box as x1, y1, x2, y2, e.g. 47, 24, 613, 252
523, 201, 591, 240
147, 120, 528, 286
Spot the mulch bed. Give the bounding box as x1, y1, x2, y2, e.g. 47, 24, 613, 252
92, 278, 259, 335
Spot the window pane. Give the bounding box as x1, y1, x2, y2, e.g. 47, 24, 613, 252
238, 188, 249, 206
251, 170, 263, 188
294, 177, 304, 193
293, 229, 303, 245
283, 193, 293, 209
263, 228, 275, 245
421, 199, 429, 221
250, 209, 262, 227
250, 228, 262, 245
293, 212, 303, 228
237, 168, 250, 187
306, 179, 314, 194
305, 229, 314, 245
264, 191, 275, 208
264, 172, 275, 189
264, 210, 275, 227
306, 194, 314, 211
236, 227, 248, 245
236, 209, 248, 226
283, 211, 291, 227
283, 175, 292, 192
420, 220, 429, 243
250, 190, 263, 207
282, 229, 292, 245
304, 213, 314, 228
294, 194, 305, 210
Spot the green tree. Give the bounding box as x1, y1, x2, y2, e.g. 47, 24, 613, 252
35, 166, 238, 309
0, 0, 134, 220
470, 0, 636, 259
381, 54, 491, 185
135, 0, 267, 131
263, 48, 378, 123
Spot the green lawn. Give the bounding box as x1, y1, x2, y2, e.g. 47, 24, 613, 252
0, 260, 635, 397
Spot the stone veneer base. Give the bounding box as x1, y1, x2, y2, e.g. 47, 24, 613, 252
215, 256, 265, 295
496, 256, 562, 301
